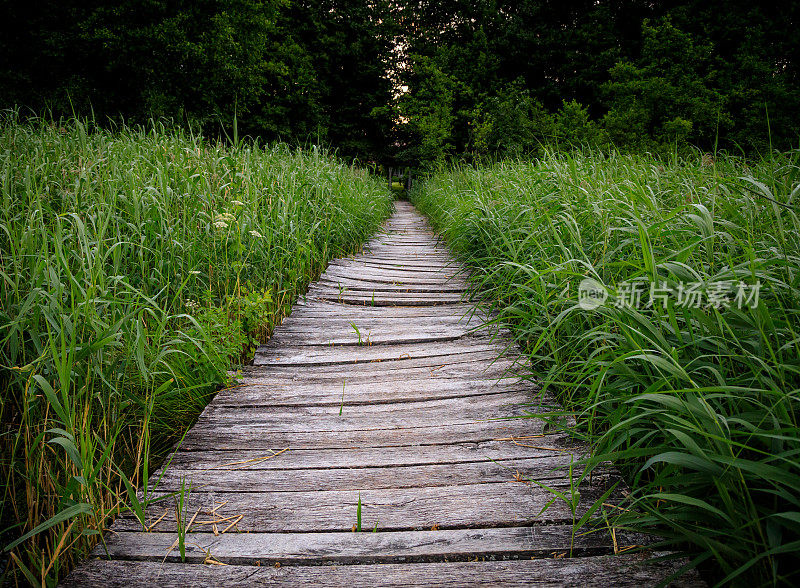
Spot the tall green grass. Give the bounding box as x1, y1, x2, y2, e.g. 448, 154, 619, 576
0, 114, 392, 584
410, 149, 800, 585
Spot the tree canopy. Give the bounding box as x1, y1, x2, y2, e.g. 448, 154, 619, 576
2, 1, 798, 165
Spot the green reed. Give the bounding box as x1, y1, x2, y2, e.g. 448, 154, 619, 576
411, 148, 799, 585
0, 113, 391, 584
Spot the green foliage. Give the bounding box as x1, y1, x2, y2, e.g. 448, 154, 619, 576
186, 285, 275, 366
0, 0, 398, 161
554, 100, 607, 148
399, 1, 799, 164
602, 18, 728, 150
188, 301, 246, 371
410, 149, 800, 584
469, 81, 556, 159
2, 1, 797, 163
398, 56, 457, 169
0, 114, 392, 584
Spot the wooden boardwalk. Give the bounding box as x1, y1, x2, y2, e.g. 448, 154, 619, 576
65, 202, 701, 586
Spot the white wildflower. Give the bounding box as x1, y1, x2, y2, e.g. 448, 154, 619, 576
213, 212, 236, 229
231, 200, 245, 207
214, 212, 236, 223
249, 230, 264, 239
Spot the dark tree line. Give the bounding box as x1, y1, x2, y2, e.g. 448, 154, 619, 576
0, 0, 400, 161
2, 1, 798, 165
394, 0, 800, 166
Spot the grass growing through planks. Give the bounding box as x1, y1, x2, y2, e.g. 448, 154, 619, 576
410, 148, 800, 585
352, 493, 378, 532
0, 113, 392, 584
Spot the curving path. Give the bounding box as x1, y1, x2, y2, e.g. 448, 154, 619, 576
64, 201, 701, 586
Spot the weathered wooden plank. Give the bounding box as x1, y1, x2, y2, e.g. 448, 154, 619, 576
284, 307, 491, 325
326, 259, 465, 274
213, 377, 538, 407
111, 480, 615, 532
288, 300, 487, 318
283, 309, 484, 323
308, 276, 469, 298
253, 338, 519, 367
305, 291, 468, 306
317, 278, 468, 293
279, 318, 499, 333
191, 413, 545, 438
369, 240, 447, 248
274, 319, 485, 332
320, 270, 462, 283
267, 324, 502, 347
266, 331, 470, 347
252, 342, 513, 365
63, 555, 703, 587
269, 310, 505, 345
237, 352, 524, 383
196, 392, 546, 427
360, 238, 449, 247
90, 525, 646, 565
181, 418, 563, 451
328, 263, 462, 276
153, 456, 595, 493
235, 359, 524, 387
319, 271, 469, 287
363, 239, 449, 247
162, 436, 580, 470
328, 257, 460, 279
189, 410, 550, 439
359, 251, 451, 259
359, 251, 453, 260
275, 315, 488, 334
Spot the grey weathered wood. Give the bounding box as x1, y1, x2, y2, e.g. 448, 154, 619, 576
237, 351, 524, 382
267, 329, 482, 347
327, 259, 464, 274
308, 281, 464, 293
65, 200, 700, 586
180, 417, 559, 451
64, 554, 704, 587
276, 314, 487, 333
279, 327, 498, 346
325, 259, 460, 272
153, 456, 599, 493
234, 358, 525, 387
317, 275, 469, 291
316, 280, 468, 294
253, 338, 519, 366
196, 391, 550, 426
193, 408, 545, 434
268, 315, 507, 346
280, 312, 485, 326
111, 480, 615, 532
92, 525, 647, 565
162, 437, 580, 470
213, 377, 537, 407
320, 271, 469, 287
288, 300, 486, 318
305, 291, 468, 306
